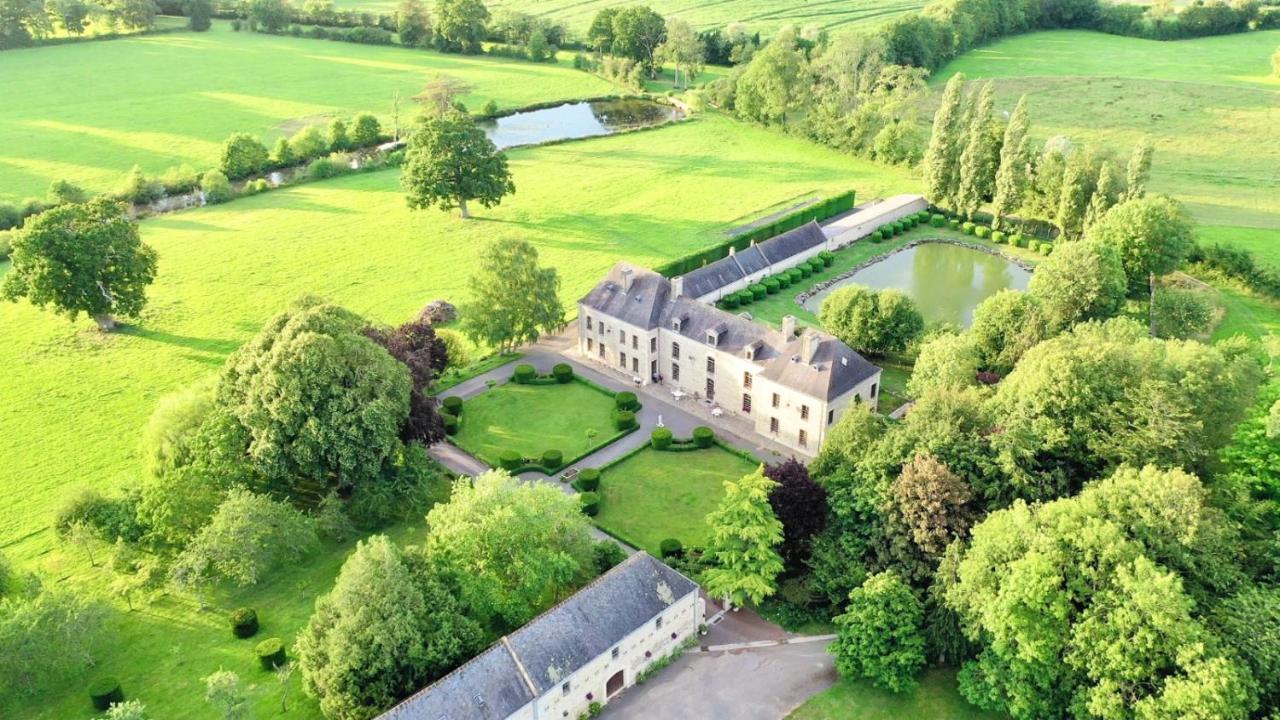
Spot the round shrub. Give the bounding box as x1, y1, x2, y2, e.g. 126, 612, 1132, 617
796, 263, 812, 278
819, 251, 835, 266
774, 273, 792, 289
808, 259, 824, 273
974, 225, 991, 239
498, 450, 522, 471
961, 221, 976, 235
870, 230, 884, 243
1027, 240, 1040, 253
991, 230, 1006, 244
785, 268, 803, 283
763, 278, 781, 294
651, 427, 673, 449
577, 467, 601, 491
930, 213, 946, 227
659, 538, 684, 558
552, 363, 573, 383
735, 290, 754, 306
720, 294, 740, 310
441, 396, 463, 415
750, 283, 767, 300
256, 637, 287, 670
512, 364, 537, 384
1039, 242, 1053, 255
89, 678, 124, 711
541, 449, 563, 469
615, 391, 639, 411
692, 426, 714, 448
904, 215, 917, 228
1010, 234, 1025, 248
613, 410, 637, 430
579, 491, 600, 516
442, 412, 459, 435
230, 607, 259, 639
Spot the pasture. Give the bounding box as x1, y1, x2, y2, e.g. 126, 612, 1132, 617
933, 29, 1280, 262
0, 21, 613, 201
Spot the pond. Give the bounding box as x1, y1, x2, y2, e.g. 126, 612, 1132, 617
804, 243, 1032, 327
478, 99, 682, 150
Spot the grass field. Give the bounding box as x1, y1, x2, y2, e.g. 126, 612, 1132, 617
0, 21, 614, 201
593, 445, 760, 554
452, 380, 620, 465
788, 668, 1006, 720
933, 29, 1280, 263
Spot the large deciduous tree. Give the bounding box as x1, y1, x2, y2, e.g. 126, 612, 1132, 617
704, 466, 784, 608
818, 285, 924, 357
1, 198, 157, 331
433, 0, 488, 53
460, 238, 563, 352
968, 290, 1048, 375
1026, 239, 1127, 331
657, 17, 704, 88
733, 28, 809, 127
922, 73, 966, 209
889, 451, 975, 559
218, 132, 270, 180
832, 570, 926, 692
363, 317, 448, 446
0, 584, 107, 697
764, 459, 827, 573
173, 487, 318, 588
1088, 195, 1194, 294
907, 331, 981, 397
425, 470, 596, 629
395, 0, 431, 47
296, 535, 482, 719
402, 111, 514, 219
609, 5, 666, 75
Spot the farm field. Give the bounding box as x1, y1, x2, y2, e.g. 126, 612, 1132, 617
0, 21, 614, 201
933, 29, 1280, 261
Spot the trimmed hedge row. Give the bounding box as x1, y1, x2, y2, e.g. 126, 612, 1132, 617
576, 468, 601, 491
579, 491, 600, 516
650, 426, 716, 451
867, 210, 931, 243
719, 252, 834, 312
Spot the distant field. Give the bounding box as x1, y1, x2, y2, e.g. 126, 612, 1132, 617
335, 0, 924, 35
0, 21, 613, 201
933, 29, 1280, 258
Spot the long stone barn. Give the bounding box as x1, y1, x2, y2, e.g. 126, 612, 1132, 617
379, 552, 703, 720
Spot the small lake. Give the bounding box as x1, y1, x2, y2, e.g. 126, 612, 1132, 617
478, 99, 682, 150
804, 243, 1032, 327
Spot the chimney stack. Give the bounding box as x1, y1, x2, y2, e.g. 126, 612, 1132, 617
621, 268, 634, 293
801, 330, 819, 365
671, 276, 684, 297
781, 315, 796, 339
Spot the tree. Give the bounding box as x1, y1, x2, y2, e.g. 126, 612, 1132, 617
204, 670, 249, 720
101, 699, 150, 720
395, 0, 431, 46
704, 466, 784, 608
818, 285, 924, 356
362, 316, 447, 445
185, 0, 211, 30
1, 198, 157, 331
1213, 585, 1280, 709
587, 7, 618, 51
217, 297, 411, 495
218, 133, 270, 180
402, 111, 513, 219
1026, 239, 1127, 331
889, 452, 974, 558
46, 179, 88, 205
733, 28, 808, 127
460, 238, 563, 352
433, 0, 488, 53
969, 290, 1048, 374
0, 585, 107, 697
610, 5, 666, 75
907, 332, 981, 397
658, 17, 704, 88
246, 0, 289, 32
1123, 138, 1154, 201
1055, 148, 1092, 239
1088, 195, 1194, 294
1083, 160, 1119, 233
108, 0, 157, 29
990, 94, 1030, 230
48, 0, 90, 35
350, 113, 381, 148
832, 571, 925, 692
270, 136, 294, 168
174, 487, 319, 587
1151, 286, 1214, 339
955, 81, 998, 220
302, 0, 333, 23
295, 535, 482, 719
327, 118, 350, 152
425, 470, 595, 629
922, 73, 966, 208
764, 459, 827, 572
289, 126, 328, 161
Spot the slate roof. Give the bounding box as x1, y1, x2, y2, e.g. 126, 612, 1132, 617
758, 221, 826, 264
577, 263, 670, 329
761, 332, 881, 401
730, 244, 770, 275
680, 255, 744, 299
379, 553, 699, 720
662, 296, 785, 362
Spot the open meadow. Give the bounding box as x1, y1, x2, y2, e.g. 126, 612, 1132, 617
0, 21, 614, 201
933, 29, 1280, 263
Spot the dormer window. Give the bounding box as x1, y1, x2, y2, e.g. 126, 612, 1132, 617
672, 314, 688, 332
706, 322, 726, 347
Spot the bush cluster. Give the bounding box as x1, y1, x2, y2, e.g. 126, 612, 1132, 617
721, 254, 832, 312
660, 538, 684, 558
88, 678, 124, 711
576, 468, 601, 492
615, 392, 639, 411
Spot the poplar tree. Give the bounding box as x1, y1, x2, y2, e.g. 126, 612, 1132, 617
956, 82, 997, 220
1083, 160, 1118, 233
1055, 150, 1091, 240
922, 73, 966, 210
990, 94, 1030, 230
1124, 139, 1154, 200
704, 466, 784, 608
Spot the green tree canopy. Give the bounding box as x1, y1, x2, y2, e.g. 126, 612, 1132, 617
460, 238, 563, 352
610, 5, 666, 75
907, 331, 981, 397
402, 111, 514, 218
1, 198, 157, 331
395, 0, 431, 47
1026, 239, 1127, 332
968, 290, 1048, 375
173, 487, 318, 588
1088, 195, 1194, 293
818, 284, 924, 356
703, 466, 784, 607
433, 0, 488, 53
832, 570, 926, 692
922, 73, 966, 208
218, 132, 270, 180
733, 28, 808, 127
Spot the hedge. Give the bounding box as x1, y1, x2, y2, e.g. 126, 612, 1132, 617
89, 678, 124, 711
991, 230, 1006, 244
615, 391, 639, 411
719, 294, 740, 310
692, 426, 714, 448
442, 412, 459, 435
513, 364, 537, 384
870, 230, 884, 243
1039, 242, 1053, 255
805, 259, 824, 274
962, 222, 976, 235
576, 467, 601, 491
651, 427, 673, 449
796, 263, 812, 278
256, 638, 287, 670
774, 273, 792, 289
552, 363, 573, 383
949, 219, 961, 230
659, 538, 683, 558
749, 283, 767, 300
930, 213, 946, 227
818, 251, 835, 266
974, 225, 991, 239
579, 491, 600, 516
441, 396, 463, 415
541, 449, 563, 469
1011, 234, 1026, 248
763, 278, 781, 294
614, 410, 637, 430
499, 450, 522, 471
785, 268, 803, 283
230, 607, 259, 639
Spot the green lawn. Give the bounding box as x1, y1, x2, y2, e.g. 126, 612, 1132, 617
933, 29, 1280, 262
789, 668, 1006, 720
0, 20, 615, 201
593, 445, 760, 554
877, 362, 913, 412
452, 380, 620, 466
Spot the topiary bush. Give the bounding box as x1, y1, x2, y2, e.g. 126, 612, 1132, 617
819, 251, 835, 266
1011, 234, 1026, 248
930, 213, 946, 227
576, 468, 600, 491
948, 219, 961, 230
763, 277, 781, 294
962, 222, 976, 235
750, 283, 767, 300
579, 491, 600, 516
89, 678, 124, 711
1039, 242, 1053, 255
614, 410, 637, 431
720, 294, 740, 310
442, 412, 459, 435
499, 450, 522, 471
541, 449, 563, 469
870, 230, 884, 243
974, 225, 991, 239
441, 395, 463, 415
513, 364, 537, 384
796, 263, 813, 278
991, 230, 1006, 244
785, 268, 803, 284
692, 426, 714, 448
256, 637, 287, 670
552, 363, 573, 383
650, 427, 674, 449
774, 273, 792, 289
230, 607, 259, 639
735, 290, 754, 306
615, 391, 639, 411
806, 259, 824, 274
660, 538, 684, 558
1027, 240, 1040, 253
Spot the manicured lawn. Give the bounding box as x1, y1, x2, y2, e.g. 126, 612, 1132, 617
877, 362, 913, 413
452, 380, 621, 466
788, 667, 1006, 719
0, 20, 615, 200
593, 445, 761, 554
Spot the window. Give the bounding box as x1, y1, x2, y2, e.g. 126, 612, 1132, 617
742, 393, 752, 413
619, 330, 626, 345
870, 382, 878, 398
672, 363, 680, 381
706, 357, 715, 373
562, 682, 570, 695
650, 337, 657, 352
770, 417, 779, 434
620, 352, 627, 368
656, 616, 663, 629
612, 647, 620, 660
800, 405, 809, 420
632, 357, 639, 373
587, 338, 594, 352
586, 316, 593, 330
598, 343, 605, 358
743, 371, 752, 389
706, 377, 715, 400
632, 335, 638, 350
772, 393, 780, 408
828, 409, 835, 425
799, 429, 808, 447
672, 342, 680, 359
